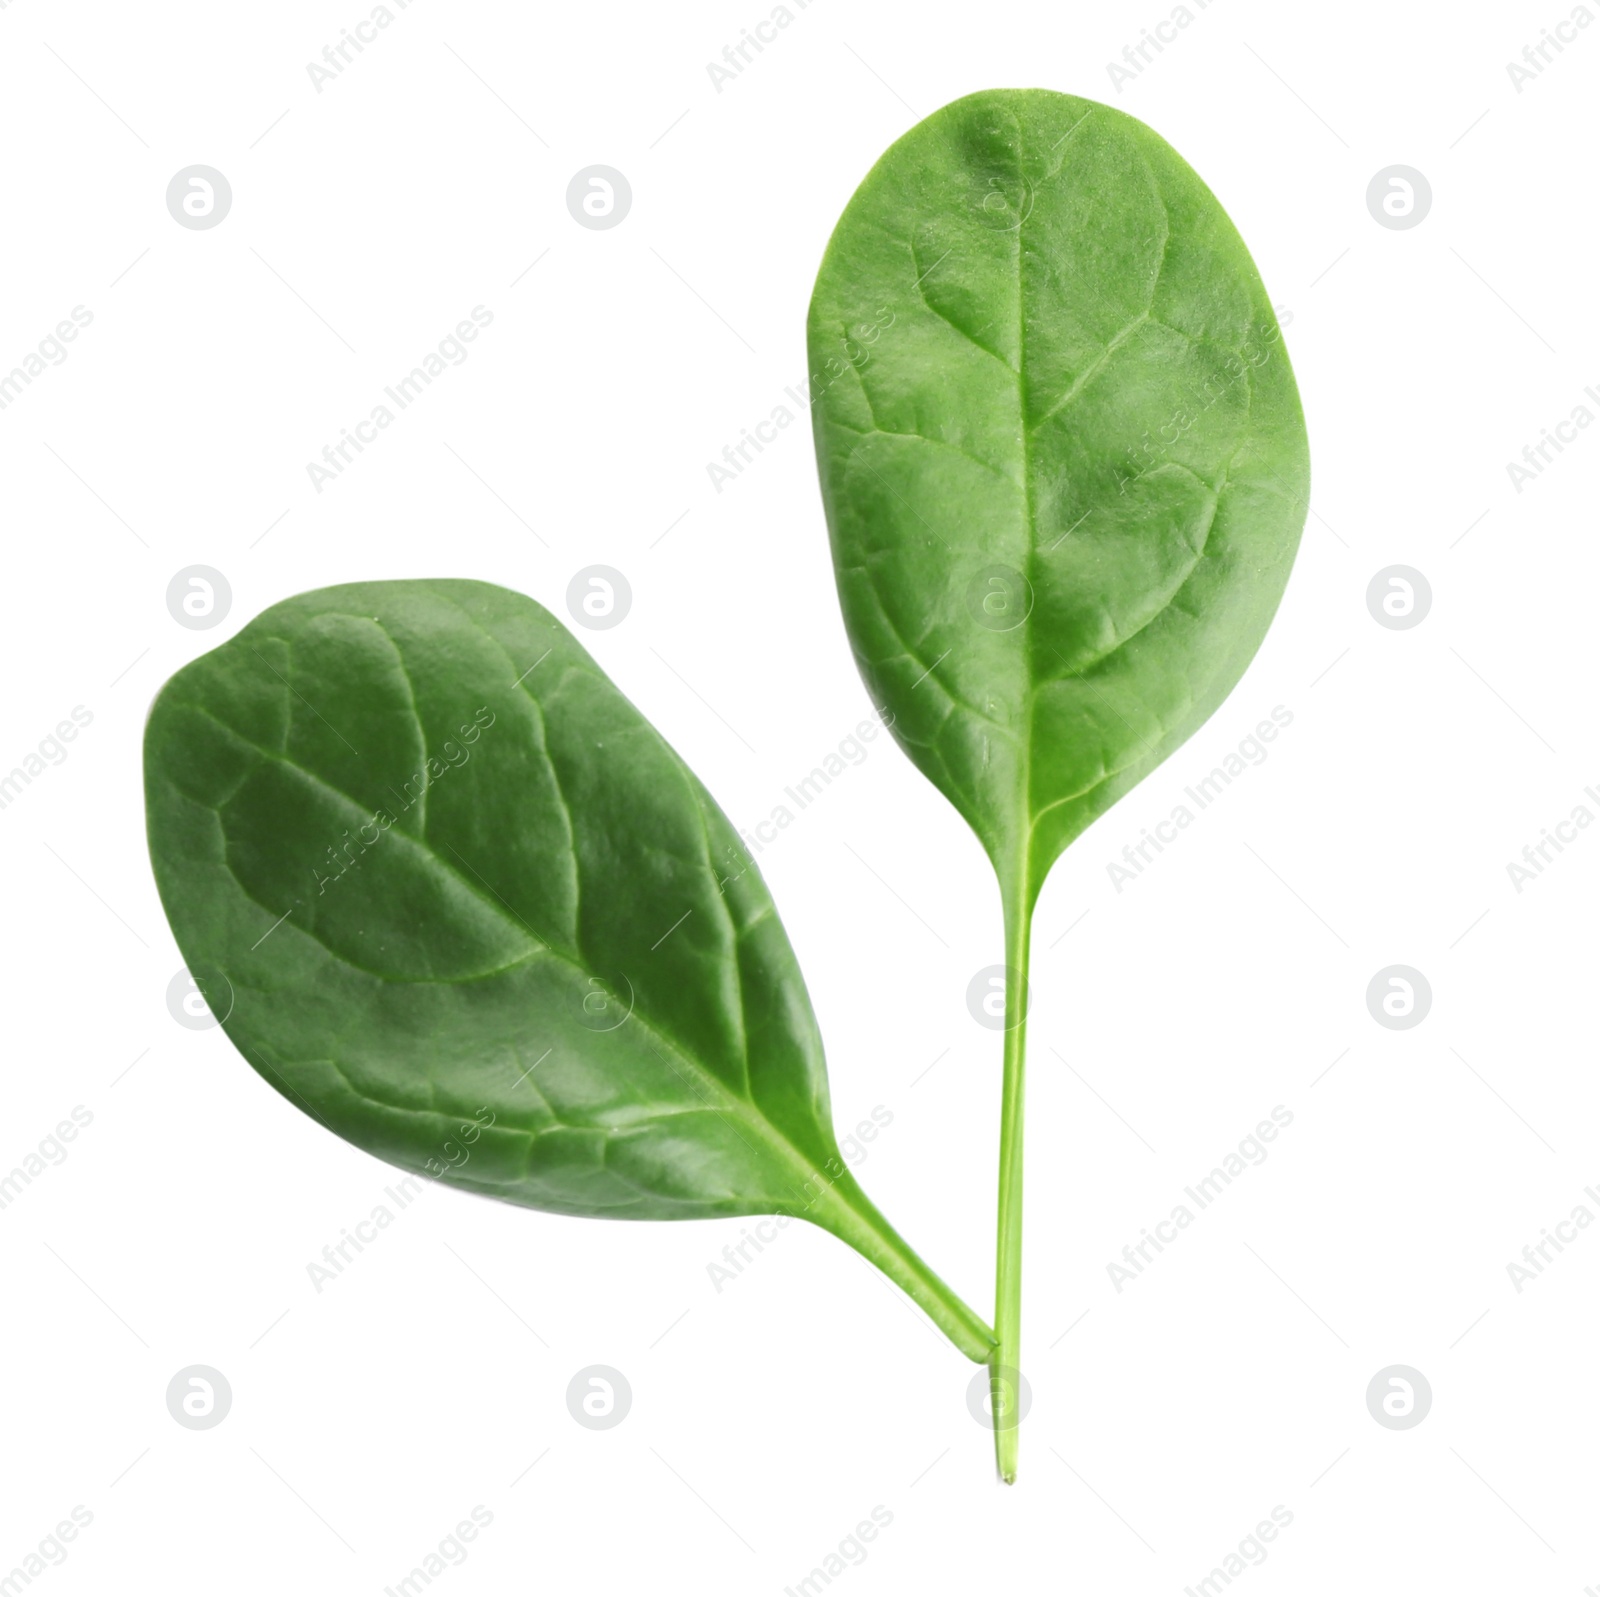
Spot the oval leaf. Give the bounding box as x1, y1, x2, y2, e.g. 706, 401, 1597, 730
808, 89, 1311, 1479
808, 89, 1310, 905
144, 579, 991, 1357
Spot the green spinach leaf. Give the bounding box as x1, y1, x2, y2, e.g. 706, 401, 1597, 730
144, 579, 992, 1361
807, 89, 1310, 1477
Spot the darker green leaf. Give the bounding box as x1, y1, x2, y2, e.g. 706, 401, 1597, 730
144, 579, 991, 1359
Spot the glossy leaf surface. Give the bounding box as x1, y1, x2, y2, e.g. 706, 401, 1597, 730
808, 90, 1310, 1478
808, 88, 1309, 904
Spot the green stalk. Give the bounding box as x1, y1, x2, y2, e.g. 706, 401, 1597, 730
991, 885, 1032, 1482
816, 1167, 995, 1362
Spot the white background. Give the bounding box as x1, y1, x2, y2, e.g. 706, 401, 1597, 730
2, 1, 1597, 1592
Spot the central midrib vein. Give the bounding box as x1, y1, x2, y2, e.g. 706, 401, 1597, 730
179, 697, 835, 1207
1013, 122, 1037, 882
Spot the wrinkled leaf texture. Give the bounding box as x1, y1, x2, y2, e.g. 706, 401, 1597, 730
144, 580, 991, 1356
808, 89, 1310, 902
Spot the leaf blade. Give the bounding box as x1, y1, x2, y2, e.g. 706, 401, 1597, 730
808, 88, 1310, 896
145, 577, 995, 1359
146, 579, 837, 1218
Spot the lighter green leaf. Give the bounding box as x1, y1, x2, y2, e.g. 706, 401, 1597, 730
807, 90, 1310, 1479
808, 88, 1309, 905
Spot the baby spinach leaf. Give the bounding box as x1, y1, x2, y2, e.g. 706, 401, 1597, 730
807, 90, 1310, 1477
144, 579, 992, 1361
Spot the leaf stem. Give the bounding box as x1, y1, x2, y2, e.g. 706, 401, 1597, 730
815, 1169, 995, 1362
992, 887, 1032, 1482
